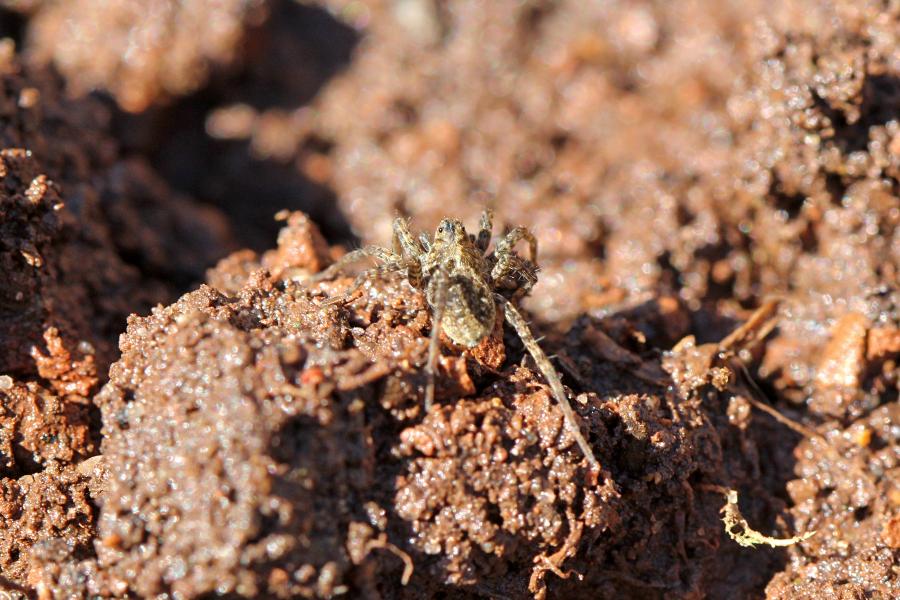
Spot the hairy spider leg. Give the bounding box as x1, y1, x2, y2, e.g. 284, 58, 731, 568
323, 262, 410, 306
392, 218, 425, 286
311, 245, 396, 282
489, 249, 538, 299
491, 227, 538, 282
476, 208, 494, 253
418, 233, 431, 252
497, 294, 600, 472
424, 268, 449, 411
311, 245, 401, 305
392, 217, 424, 257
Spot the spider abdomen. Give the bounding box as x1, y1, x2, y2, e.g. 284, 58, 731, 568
431, 274, 495, 347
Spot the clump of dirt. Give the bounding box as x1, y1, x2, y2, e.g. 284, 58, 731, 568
766, 399, 900, 598
0, 464, 96, 592
1, 329, 97, 476
17, 0, 268, 112
0, 146, 127, 378
25, 215, 791, 599
206, 210, 333, 295
728, 0, 900, 409
0, 56, 235, 346
0, 0, 898, 598
0, 52, 236, 594
88, 286, 376, 598
0, 51, 235, 462
204, 0, 768, 321
62, 218, 394, 598
764, 324, 900, 599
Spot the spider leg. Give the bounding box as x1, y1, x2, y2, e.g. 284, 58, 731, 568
491, 226, 538, 280
418, 233, 431, 252
323, 262, 402, 305
309, 245, 400, 305
310, 245, 395, 282
392, 217, 426, 287
476, 208, 494, 253
496, 294, 600, 473
495, 254, 538, 300
424, 268, 449, 411
392, 217, 423, 258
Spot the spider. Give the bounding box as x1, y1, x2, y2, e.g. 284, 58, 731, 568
312, 210, 600, 472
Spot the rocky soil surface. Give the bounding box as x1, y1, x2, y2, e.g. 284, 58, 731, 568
0, 0, 898, 598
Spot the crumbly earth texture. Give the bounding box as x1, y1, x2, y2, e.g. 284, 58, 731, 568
0, 52, 235, 595
17, 214, 790, 599
0, 54, 234, 376
21, 0, 268, 111
0, 0, 899, 598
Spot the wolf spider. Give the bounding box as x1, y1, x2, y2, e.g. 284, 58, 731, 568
314, 210, 599, 472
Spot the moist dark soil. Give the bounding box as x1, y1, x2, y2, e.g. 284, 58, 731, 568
0, 0, 899, 598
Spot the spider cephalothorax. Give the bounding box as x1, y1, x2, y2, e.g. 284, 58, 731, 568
314, 210, 599, 471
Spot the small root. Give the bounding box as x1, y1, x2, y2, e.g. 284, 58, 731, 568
366, 534, 414, 585
536, 554, 577, 580
702, 485, 815, 548
735, 363, 820, 440
528, 516, 583, 600
718, 299, 781, 352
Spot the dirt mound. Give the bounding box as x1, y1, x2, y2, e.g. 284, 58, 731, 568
0, 0, 898, 598
18, 0, 267, 112
23, 215, 787, 598
0, 53, 234, 594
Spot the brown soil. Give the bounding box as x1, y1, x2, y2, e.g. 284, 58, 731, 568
19, 0, 269, 112
0, 0, 899, 598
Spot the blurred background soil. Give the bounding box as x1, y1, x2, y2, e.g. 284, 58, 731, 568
0, 0, 898, 598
